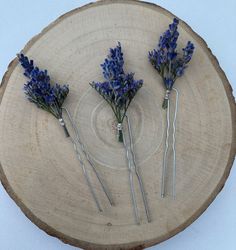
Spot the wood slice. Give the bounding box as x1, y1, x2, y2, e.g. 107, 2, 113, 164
0, 1, 235, 249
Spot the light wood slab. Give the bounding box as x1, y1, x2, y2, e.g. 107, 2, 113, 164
0, 1, 235, 249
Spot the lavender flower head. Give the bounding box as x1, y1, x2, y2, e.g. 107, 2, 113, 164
18, 54, 69, 118
148, 18, 195, 108
18, 54, 70, 136
90, 42, 143, 142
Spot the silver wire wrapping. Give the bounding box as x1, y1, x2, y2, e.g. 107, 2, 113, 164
122, 115, 151, 224
58, 107, 114, 212
161, 88, 179, 198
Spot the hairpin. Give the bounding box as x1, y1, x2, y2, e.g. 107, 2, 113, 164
148, 18, 195, 198
90, 43, 151, 224
18, 54, 114, 211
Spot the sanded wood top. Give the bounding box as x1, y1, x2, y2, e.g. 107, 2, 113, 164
0, 1, 235, 249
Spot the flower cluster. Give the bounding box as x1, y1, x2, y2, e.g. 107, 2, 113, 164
90, 42, 143, 142
148, 18, 195, 108
18, 54, 69, 119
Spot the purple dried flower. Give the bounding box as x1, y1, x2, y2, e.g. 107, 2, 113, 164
90, 42, 143, 142
148, 18, 195, 108
18, 54, 69, 118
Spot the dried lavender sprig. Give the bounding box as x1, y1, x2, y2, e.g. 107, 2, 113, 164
90, 42, 143, 142
90, 43, 149, 224
148, 19, 192, 199
18, 54, 112, 211
148, 18, 195, 108
18, 53, 70, 136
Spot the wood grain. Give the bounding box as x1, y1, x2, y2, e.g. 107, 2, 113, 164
0, 1, 235, 249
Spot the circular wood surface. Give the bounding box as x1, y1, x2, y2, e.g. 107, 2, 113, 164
0, 1, 235, 249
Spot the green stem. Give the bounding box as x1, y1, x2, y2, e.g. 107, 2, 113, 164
118, 129, 123, 143
162, 98, 168, 109
62, 122, 70, 137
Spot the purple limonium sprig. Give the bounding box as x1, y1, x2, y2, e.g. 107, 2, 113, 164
148, 18, 195, 108
18, 54, 115, 210
90, 42, 143, 142
18, 54, 70, 136
90, 43, 150, 224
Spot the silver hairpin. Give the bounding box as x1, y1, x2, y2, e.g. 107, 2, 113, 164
148, 18, 194, 199
61, 107, 114, 211
122, 115, 151, 224
161, 87, 179, 198
17, 54, 113, 212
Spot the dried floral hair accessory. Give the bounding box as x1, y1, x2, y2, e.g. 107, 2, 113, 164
90, 43, 151, 224
149, 18, 194, 109
148, 18, 195, 198
18, 54, 113, 211
90, 42, 143, 143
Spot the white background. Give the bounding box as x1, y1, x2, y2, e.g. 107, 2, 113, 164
0, 1, 235, 249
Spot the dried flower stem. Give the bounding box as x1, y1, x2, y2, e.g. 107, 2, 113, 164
18, 54, 113, 210
149, 18, 194, 198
